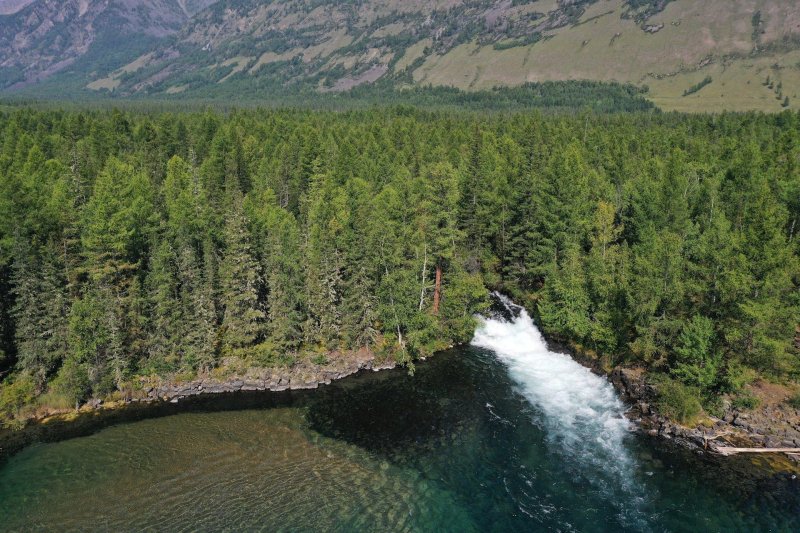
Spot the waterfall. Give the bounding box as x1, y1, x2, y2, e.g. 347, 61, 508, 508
472, 293, 648, 529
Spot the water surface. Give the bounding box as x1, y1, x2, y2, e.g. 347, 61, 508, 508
1, 305, 798, 532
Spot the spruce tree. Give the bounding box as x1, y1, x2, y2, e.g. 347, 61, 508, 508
177, 245, 218, 371
11, 242, 69, 388
77, 157, 155, 392
303, 161, 346, 349
219, 199, 266, 353
246, 190, 304, 352
144, 237, 181, 369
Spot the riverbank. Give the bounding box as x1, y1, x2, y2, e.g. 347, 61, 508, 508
6, 341, 799, 532
0, 349, 399, 461
555, 337, 800, 470
4, 328, 799, 473
134, 350, 397, 402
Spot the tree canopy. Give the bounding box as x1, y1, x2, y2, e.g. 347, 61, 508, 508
0, 106, 798, 425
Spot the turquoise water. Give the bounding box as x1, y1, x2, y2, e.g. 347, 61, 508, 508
1, 308, 799, 532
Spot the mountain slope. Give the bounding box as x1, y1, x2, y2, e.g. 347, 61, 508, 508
0, 0, 217, 91
0, 0, 34, 15
2, 0, 800, 112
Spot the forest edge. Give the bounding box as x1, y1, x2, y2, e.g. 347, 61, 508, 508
3, 330, 800, 475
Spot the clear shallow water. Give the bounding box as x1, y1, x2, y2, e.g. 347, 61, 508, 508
1, 304, 799, 532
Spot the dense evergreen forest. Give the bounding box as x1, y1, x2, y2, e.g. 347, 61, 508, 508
3, 81, 656, 114
0, 106, 798, 427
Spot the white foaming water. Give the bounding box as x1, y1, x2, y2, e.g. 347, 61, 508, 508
472, 294, 647, 527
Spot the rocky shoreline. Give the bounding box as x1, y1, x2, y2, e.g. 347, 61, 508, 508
557, 338, 800, 467
4, 334, 800, 472
611, 367, 800, 457
0, 350, 399, 461
134, 352, 397, 404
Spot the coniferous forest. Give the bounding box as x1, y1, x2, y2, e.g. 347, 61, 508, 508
0, 107, 798, 427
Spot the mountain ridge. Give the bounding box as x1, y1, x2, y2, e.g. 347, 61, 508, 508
1, 0, 800, 112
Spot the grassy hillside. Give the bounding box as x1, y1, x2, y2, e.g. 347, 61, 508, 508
410, 0, 800, 112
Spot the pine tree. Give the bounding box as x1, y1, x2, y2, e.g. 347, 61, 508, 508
585, 201, 625, 352
671, 315, 720, 390
82, 157, 155, 277
415, 162, 462, 316
163, 155, 211, 250
64, 281, 127, 398
341, 266, 379, 349
340, 177, 380, 350
504, 162, 544, 289
0, 266, 12, 373
368, 179, 412, 351
538, 244, 591, 341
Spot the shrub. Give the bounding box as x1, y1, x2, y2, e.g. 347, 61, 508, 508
731, 392, 760, 410
404, 314, 444, 358
683, 76, 712, 96
311, 353, 328, 365
50, 359, 91, 408
718, 360, 757, 393
248, 341, 294, 368
0, 374, 37, 429
653, 375, 703, 425
37, 390, 75, 412
787, 391, 800, 409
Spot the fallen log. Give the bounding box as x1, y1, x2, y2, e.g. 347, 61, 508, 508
702, 430, 737, 449
713, 447, 800, 457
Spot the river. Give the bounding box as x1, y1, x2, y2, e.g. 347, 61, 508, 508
0, 299, 798, 532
